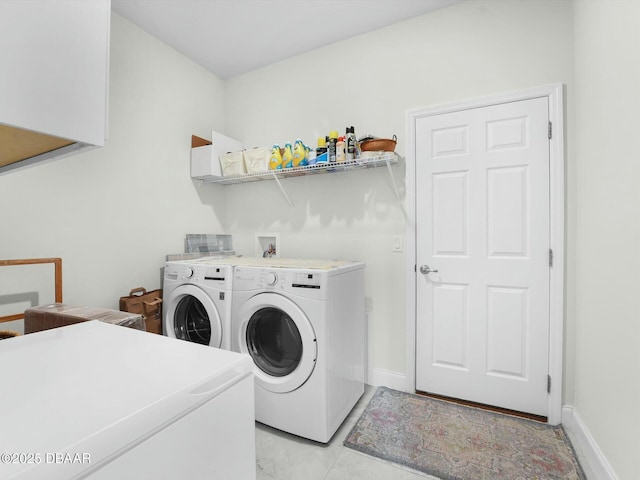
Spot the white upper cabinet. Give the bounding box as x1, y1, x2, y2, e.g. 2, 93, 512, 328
0, 0, 110, 173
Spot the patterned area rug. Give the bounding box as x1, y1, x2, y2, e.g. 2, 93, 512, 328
344, 387, 585, 480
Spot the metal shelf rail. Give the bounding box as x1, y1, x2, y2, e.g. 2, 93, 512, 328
198, 152, 400, 207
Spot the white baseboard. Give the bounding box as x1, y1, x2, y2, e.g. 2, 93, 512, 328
366, 368, 407, 392
562, 405, 619, 480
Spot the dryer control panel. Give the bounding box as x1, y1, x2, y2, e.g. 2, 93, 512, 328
233, 267, 328, 299
291, 272, 321, 289
257, 270, 322, 290
257, 270, 287, 289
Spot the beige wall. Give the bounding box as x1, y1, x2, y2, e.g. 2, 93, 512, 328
0, 13, 227, 316
573, 1, 640, 478
223, 0, 575, 377
224, 1, 640, 475
2, 1, 638, 477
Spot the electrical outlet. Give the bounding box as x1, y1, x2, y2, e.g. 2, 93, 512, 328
392, 235, 404, 253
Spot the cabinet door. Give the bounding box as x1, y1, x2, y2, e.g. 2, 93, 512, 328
0, 0, 110, 146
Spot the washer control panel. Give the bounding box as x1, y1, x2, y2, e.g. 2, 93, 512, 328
182, 267, 194, 280
164, 262, 232, 288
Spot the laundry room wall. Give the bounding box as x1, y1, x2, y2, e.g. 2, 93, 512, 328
222, 0, 575, 386
0, 13, 227, 330
572, 2, 640, 479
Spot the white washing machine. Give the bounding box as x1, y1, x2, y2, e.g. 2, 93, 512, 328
163, 259, 233, 350
230, 258, 366, 443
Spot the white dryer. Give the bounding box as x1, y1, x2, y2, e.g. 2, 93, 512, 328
163, 259, 233, 350
230, 259, 365, 443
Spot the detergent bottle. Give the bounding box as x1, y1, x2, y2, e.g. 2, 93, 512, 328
282, 142, 293, 169
336, 136, 346, 163
328, 130, 339, 163
346, 126, 357, 161
315, 137, 328, 163
269, 144, 283, 170
293, 139, 308, 167
305, 144, 315, 165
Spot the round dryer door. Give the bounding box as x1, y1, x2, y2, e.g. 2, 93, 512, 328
239, 293, 317, 393
164, 284, 223, 347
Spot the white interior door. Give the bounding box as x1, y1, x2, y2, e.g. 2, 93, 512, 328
415, 97, 550, 417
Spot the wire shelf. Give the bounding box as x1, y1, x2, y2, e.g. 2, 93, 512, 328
199, 152, 398, 185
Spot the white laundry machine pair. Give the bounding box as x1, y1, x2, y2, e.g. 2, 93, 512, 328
229, 258, 366, 443
163, 259, 234, 350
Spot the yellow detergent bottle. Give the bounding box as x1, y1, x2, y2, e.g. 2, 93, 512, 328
282, 142, 293, 169
293, 139, 308, 167
269, 144, 283, 170
305, 144, 312, 165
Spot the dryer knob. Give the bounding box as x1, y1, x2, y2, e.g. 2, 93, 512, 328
183, 267, 194, 279
265, 272, 278, 286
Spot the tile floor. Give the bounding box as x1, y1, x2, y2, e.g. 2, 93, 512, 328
254, 385, 595, 480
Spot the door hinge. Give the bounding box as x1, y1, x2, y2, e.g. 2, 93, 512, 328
414, 264, 417, 273
547, 375, 552, 394
548, 121, 552, 139
549, 248, 553, 267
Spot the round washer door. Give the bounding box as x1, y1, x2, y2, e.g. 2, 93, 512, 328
164, 284, 223, 348
238, 293, 317, 393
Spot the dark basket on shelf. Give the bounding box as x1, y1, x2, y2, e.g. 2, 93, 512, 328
360, 135, 397, 152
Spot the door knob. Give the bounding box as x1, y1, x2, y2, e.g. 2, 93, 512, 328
419, 265, 438, 274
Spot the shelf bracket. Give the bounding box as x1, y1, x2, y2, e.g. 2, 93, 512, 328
271, 171, 294, 207
385, 154, 401, 201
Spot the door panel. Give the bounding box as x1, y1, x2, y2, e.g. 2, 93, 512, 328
432, 172, 469, 256
415, 97, 550, 417
487, 166, 528, 257
486, 286, 528, 378
432, 283, 468, 369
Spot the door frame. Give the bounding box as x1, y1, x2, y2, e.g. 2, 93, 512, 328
405, 84, 565, 425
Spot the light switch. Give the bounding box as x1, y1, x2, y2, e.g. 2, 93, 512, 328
392, 235, 404, 253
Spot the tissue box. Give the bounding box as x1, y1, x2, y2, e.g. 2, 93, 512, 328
220, 151, 246, 176
244, 146, 270, 174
